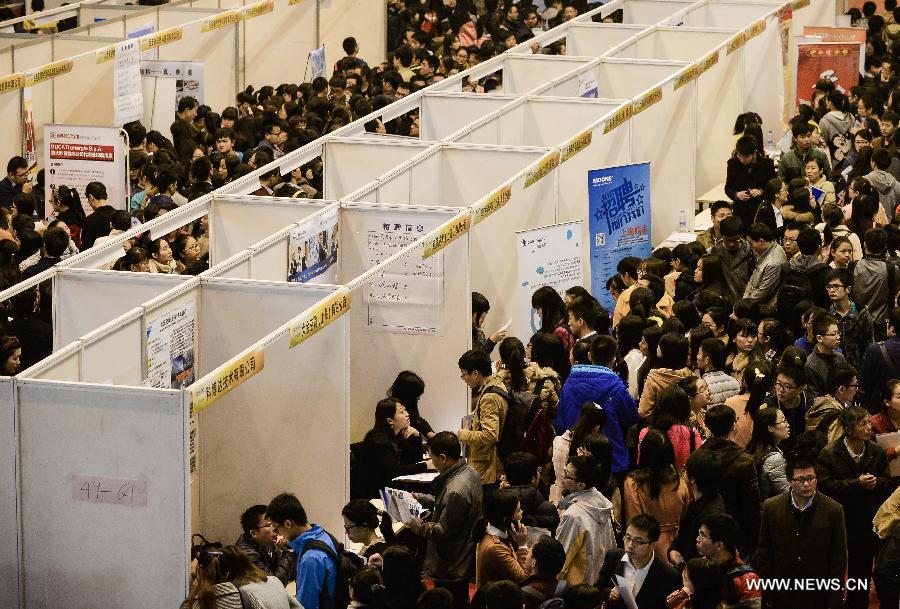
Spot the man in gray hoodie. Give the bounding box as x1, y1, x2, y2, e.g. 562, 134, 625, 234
819, 90, 854, 167
866, 148, 900, 220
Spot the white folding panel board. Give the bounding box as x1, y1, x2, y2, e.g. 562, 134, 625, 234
53, 269, 190, 348
0, 50, 18, 169
500, 55, 597, 95
86, 17, 127, 37
51, 40, 118, 135
419, 93, 518, 141
622, 0, 698, 24
676, 1, 784, 133
565, 24, 648, 56
12, 38, 54, 161
80, 310, 145, 385
209, 196, 329, 265
354, 144, 557, 351
319, 0, 386, 68
157, 10, 236, 115
607, 27, 741, 195
790, 0, 836, 31
17, 380, 189, 609
322, 138, 433, 200
0, 378, 18, 609
242, 0, 316, 89
195, 280, 347, 542
339, 204, 469, 441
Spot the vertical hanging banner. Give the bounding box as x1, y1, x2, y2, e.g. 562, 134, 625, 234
803, 26, 867, 73
287, 207, 339, 283
795, 42, 860, 108
310, 46, 327, 80
365, 216, 444, 336
114, 39, 144, 126
777, 5, 793, 128
516, 221, 584, 340
44, 124, 127, 214
588, 163, 652, 313
145, 301, 197, 389
22, 87, 37, 180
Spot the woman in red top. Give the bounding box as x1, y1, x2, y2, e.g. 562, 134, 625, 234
638, 385, 703, 470
531, 286, 574, 353
872, 379, 900, 464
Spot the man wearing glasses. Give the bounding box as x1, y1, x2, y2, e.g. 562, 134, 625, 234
596, 514, 681, 609
235, 504, 296, 586
804, 314, 848, 398
826, 268, 874, 372
756, 452, 847, 609
695, 513, 761, 606
0, 156, 32, 209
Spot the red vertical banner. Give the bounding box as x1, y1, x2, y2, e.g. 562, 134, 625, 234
796, 42, 861, 108
22, 87, 37, 180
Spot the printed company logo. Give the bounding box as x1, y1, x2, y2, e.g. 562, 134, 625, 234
524, 150, 561, 188
140, 28, 183, 51
674, 64, 700, 90
423, 214, 470, 258
591, 175, 613, 186
604, 104, 633, 134
474, 185, 512, 224
633, 87, 662, 116
25, 60, 73, 86
0, 73, 25, 95
698, 51, 719, 75
289, 288, 350, 348
561, 130, 593, 163
201, 10, 239, 32
240, 0, 275, 20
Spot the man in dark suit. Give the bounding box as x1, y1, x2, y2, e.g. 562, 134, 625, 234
597, 514, 682, 609
756, 451, 847, 609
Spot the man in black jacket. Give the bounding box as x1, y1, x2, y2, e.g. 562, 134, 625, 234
78, 181, 115, 250
503, 452, 559, 532
725, 136, 776, 232
597, 514, 682, 609
860, 307, 900, 412
234, 504, 296, 585
668, 449, 726, 568
817, 407, 892, 609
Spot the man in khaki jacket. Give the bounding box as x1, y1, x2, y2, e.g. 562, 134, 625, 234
458, 349, 507, 489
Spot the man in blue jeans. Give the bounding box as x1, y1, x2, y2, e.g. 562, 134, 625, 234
267, 492, 336, 609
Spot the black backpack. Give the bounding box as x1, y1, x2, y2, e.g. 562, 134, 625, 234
482, 383, 531, 462
298, 530, 364, 609
777, 261, 828, 325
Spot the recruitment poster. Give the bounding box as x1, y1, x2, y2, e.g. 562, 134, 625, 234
145, 301, 196, 390
139, 60, 204, 106
588, 163, 652, 313
114, 39, 143, 126
43, 124, 126, 215
803, 26, 866, 73
364, 216, 443, 336
516, 221, 584, 340
22, 87, 37, 180
795, 42, 861, 108
287, 208, 338, 283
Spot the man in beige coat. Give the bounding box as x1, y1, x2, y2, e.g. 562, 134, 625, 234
458, 349, 508, 488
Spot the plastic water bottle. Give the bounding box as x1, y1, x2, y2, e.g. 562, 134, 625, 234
767, 129, 775, 149
679, 210, 687, 231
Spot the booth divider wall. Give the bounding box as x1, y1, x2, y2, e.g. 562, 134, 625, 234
318, 138, 437, 200
604, 26, 742, 196
0, 378, 18, 609
349, 143, 558, 345
418, 92, 520, 141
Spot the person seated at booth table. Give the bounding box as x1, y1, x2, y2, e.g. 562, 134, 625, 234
359, 397, 428, 499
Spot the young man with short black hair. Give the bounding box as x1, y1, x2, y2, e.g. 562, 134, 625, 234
668, 449, 726, 568
725, 135, 776, 229
826, 267, 874, 370
266, 492, 339, 609
79, 181, 114, 250
756, 452, 847, 609
805, 314, 848, 398
407, 431, 483, 609
778, 120, 831, 183
696, 513, 762, 606
866, 147, 900, 217
597, 514, 682, 609
503, 452, 558, 531
234, 504, 296, 585
520, 536, 568, 609
611, 256, 641, 327
457, 349, 507, 487
710, 215, 753, 293
853, 227, 898, 331
805, 362, 859, 446
696, 200, 732, 251
0, 156, 32, 209
860, 307, 900, 410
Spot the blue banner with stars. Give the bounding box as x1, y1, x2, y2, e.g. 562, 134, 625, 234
588, 163, 652, 314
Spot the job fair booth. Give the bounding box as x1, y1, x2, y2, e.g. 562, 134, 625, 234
0, 1, 841, 607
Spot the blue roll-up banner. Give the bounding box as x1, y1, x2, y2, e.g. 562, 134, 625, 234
588, 162, 653, 313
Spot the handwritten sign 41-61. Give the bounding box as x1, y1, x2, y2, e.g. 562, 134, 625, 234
72, 474, 148, 507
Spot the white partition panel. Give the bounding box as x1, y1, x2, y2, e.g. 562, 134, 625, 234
157, 12, 237, 115
242, 0, 316, 89
622, 0, 698, 24
790, 0, 836, 30
52, 46, 117, 140
12, 38, 54, 159
501, 55, 596, 94
78, 4, 142, 23
0, 50, 19, 170
0, 378, 18, 609
677, 1, 783, 132
319, 0, 385, 69
606, 28, 740, 195
17, 381, 189, 609
122, 8, 159, 40
209, 196, 329, 265
565, 24, 647, 56
22, 341, 81, 381
88, 18, 127, 37
195, 280, 346, 540
339, 204, 469, 440
419, 93, 518, 141
80, 312, 144, 385
54, 269, 189, 348
323, 139, 433, 200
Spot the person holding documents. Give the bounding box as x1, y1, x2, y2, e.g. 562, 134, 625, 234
406, 432, 483, 609
596, 514, 682, 609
